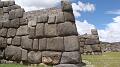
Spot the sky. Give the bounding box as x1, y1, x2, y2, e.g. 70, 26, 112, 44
2, 0, 120, 43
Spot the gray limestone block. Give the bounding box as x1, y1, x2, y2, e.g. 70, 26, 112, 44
12, 36, 21, 46
64, 36, 79, 51
48, 15, 56, 24
33, 39, 39, 50
3, 1, 9, 7
37, 14, 48, 23
9, 4, 21, 10
61, 0, 73, 12
9, 10, 15, 20
0, 50, 4, 59
0, 37, 7, 48
45, 24, 57, 37
46, 37, 64, 51
42, 51, 62, 65
28, 18, 37, 27
54, 64, 81, 67
28, 27, 36, 39
19, 18, 28, 25
56, 12, 64, 23
91, 44, 101, 51
35, 23, 44, 38
0, 28, 7, 37
5, 46, 22, 61
0, 21, 2, 29
63, 12, 75, 22
39, 38, 46, 51
7, 28, 17, 38
60, 51, 80, 64
16, 25, 29, 36
0, 2, 3, 8
9, 1, 15, 6
84, 45, 93, 53
28, 51, 42, 64
21, 49, 27, 61
85, 39, 100, 45
2, 19, 10, 28
57, 22, 78, 36
3, 7, 9, 13
10, 18, 20, 28
91, 29, 98, 35
15, 8, 24, 18
0, 8, 4, 16
7, 38, 12, 45
79, 42, 84, 47
21, 36, 33, 50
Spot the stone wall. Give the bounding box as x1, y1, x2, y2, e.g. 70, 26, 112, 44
0, 0, 82, 67
79, 29, 102, 55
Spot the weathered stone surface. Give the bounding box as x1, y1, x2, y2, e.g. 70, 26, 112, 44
7, 28, 17, 38
19, 18, 28, 25
91, 29, 98, 35
45, 24, 57, 37
54, 64, 80, 67
16, 25, 28, 36
46, 37, 64, 51
57, 22, 78, 36
84, 45, 93, 53
9, 5, 21, 10
28, 51, 41, 64
9, 10, 15, 20
3, 1, 9, 7
15, 8, 24, 18
35, 23, 44, 38
0, 28, 7, 37
12, 36, 21, 46
63, 12, 75, 22
0, 2, 4, 8
28, 27, 35, 39
0, 50, 4, 59
10, 18, 20, 28
7, 38, 12, 45
0, 37, 7, 48
33, 39, 39, 50
0, 21, 2, 29
56, 12, 64, 23
9, 1, 15, 6
60, 51, 80, 64
2, 13, 10, 28
21, 49, 27, 61
91, 44, 101, 51
85, 39, 99, 45
28, 19, 37, 27
37, 14, 48, 23
39, 38, 46, 51
64, 36, 79, 51
0, 8, 4, 16
79, 42, 85, 47
3, 7, 9, 13
48, 15, 56, 24
21, 36, 33, 50
42, 51, 62, 65
5, 46, 22, 61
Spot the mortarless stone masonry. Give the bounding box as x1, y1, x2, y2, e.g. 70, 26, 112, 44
0, 0, 82, 67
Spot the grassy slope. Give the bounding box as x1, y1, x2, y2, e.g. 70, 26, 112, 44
82, 52, 120, 67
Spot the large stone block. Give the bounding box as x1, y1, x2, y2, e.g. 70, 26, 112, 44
0, 28, 7, 37
15, 8, 24, 18
45, 24, 57, 37
28, 51, 42, 64
48, 15, 56, 24
60, 51, 80, 64
21, 36, 33, 50
35, 23, 44, 38
5, 46, 22, 61
12, 36, 21, 46
19, 18, 28, 25
0, 8, 4, 16
3, 7, 9, 13
56, 12, 64, 23
0, 37, 7, 48
79, 42, 85, 47
2, 19, 10, 28
9, 4, 21, 10
42, 51, 62, 65
84, 45, 93, 53
37, 14, 48, 23
0, 50, 4, 59
64, 36, 79, 51
28, 27, 35, 39
91, 44, 101, 51
28, 19, 37, 27
33, 39, 39, 50
7, 28, 17, 38
57, 22, 78, 36
54, 64, 80, 67
21, 49, 27, 61
16, 25, 28, 36
0, 2, 3, 8
7, 38, 12, 45
9, 10, 15, 20
46, 37, 64, 51
9, 1, 15, 6
39, 38, 46, 51
63, 12, 75, 22
10, 18, 20, 28
91, 29, 98, 35
3, 1, 9, 7
85, 39, 100, 45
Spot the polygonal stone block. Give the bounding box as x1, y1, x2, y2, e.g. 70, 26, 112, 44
9, 4, 21, 10
0, 37, 7, 48
56, 12, 64, 23
28, 27, 35, 39
39, 38, 46, 51
12, 36, 21, 46
63, 12, 75, 22
7, 28, 17, 38
9, 10, 15, 20
3, 7, 9, 13
9, 1, 15, 6
7, 38, 12, 45
0, 28, 7, 37
16, 25, 28, 36
48, 15, 56, 24
33, 39, 39, 50
85, 39, 100, 45
3, 1, 9, 7
15, 8, 24, 18
0, 2, 3, 8
37, 14, 48, 23
10, 18, 20, 28
0, 8, 4, 16
21, 49, 27, 61
19, 18, 28, 25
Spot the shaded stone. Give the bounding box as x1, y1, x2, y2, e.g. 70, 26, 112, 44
42, 51, 62, 65
79, 42, 84, 47
16, 25, 28, 36
0, 37, 7, 48
28, 19, 37, 27
0, 50, 4, 59
60, 51, 80, 64
35, 23, 44, 38
9, 1, 15, 6
12, 36, 21, 46
48, 15, 56, 24
7, 28, 17, 38
57, 22, 78, 36
15, 8, 24, 18
3, 1, 9, 7
21, 36, 33, 50
33, 39, 39, 50
2, 13, 10, 28
46, 37, 64, 51
5, 46, 22, 61
63, 12, 75, 22
19, 18, 28, 25
0, 8, 4, 16
39, 38, 46, 51
7, 38, 12, 45
28, 27, 35, 39
28, 51, 41, 64
0, 2, 3, 8
37, 14, 48, 23
3, 7, 9, 13
56, 12, 64, 23
64, 36, 79, 51
45, 24, 57, 37
91, 29, 98, 35
9, 10, 15, 20
21, 49, 27, 61
85, 39, 100, 45
9, 5, 21, 10
10, 18, 20, 28
0, 28, 7, 37
0, 21, 2, 29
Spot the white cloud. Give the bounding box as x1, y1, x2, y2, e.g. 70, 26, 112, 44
106, 9, 120, 15
76, 20, 95, 35
72, 1, 95, 17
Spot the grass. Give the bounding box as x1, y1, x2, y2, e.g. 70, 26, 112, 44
82, 52, 120, 67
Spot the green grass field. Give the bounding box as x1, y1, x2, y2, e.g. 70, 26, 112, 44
82, 52, 120, 67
